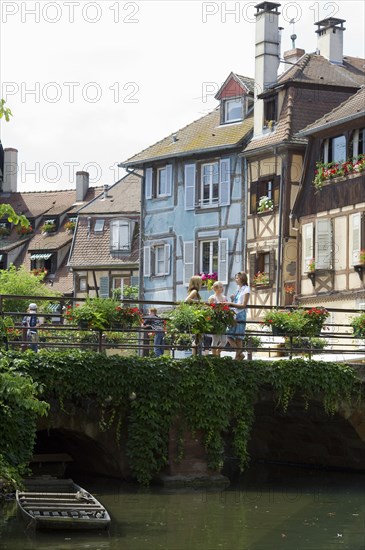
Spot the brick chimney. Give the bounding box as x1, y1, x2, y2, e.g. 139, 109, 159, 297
254, 2, 281, 136
76, 171, 89, 201
315, 17, 346, 65
3, 148, 18, 193
283, 47, 305, 65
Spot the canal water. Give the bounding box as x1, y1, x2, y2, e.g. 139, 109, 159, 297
1, 465, 364, 550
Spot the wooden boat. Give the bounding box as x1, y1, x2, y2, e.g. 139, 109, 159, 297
16, 478, 111, 530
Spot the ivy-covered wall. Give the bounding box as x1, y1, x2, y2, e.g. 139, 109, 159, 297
0, 351, 363, 487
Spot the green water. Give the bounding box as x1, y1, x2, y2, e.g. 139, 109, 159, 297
1, 466, 364, 549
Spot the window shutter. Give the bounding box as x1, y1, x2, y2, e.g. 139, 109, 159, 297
145, 168, 153, 200
316, 219, 332, 269
219, 159, 230, 206
303, 223, 314, 272
249, 254, 257, 285
164, 244, 171, 275
268, 250, 276, 283
165, 165, 172, 196
250, 181, 257, 213
351, 213, 361, 264
99, 276, 109, 298
183, 241, 195, 285
218, 238, 228, 284
184, 164, 196, 210
273, 176, 280, 207
143, 245, 151, 277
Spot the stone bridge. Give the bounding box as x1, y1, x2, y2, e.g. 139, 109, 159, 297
34, 373, 365, 483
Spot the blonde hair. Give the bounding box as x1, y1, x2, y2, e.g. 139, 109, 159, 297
188, 275, 202, 293
212, 281, 224, 291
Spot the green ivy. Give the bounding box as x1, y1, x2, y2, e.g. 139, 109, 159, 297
0, 351, 363, 488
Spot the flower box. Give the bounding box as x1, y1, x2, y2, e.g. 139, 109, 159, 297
263, 307, 329, 337
313, 154, 365, 190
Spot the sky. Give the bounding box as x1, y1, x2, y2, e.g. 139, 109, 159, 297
1, 0, 364, 192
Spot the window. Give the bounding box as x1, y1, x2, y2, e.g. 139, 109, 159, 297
79, 278, 87, 292
184, 159, 230, 210
112, 277, 124, 299
249, 251, 275, 286
200, 240, 219, 274
201, 163, 219, 206
145, 165, 172, 199
30, 252, 54, 274
94, 219, 104, 234
223, 98, 243, 123
349, 128, 365, 158
323, 135, 346, 164
302, 219, 333, 272
143, 243, 171, 277
183, 238, 228, 285
110, 220, 131, 252
250, 175, 280, 213
264, 96, 277, 126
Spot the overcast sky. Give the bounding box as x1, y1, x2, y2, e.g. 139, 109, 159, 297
1, 0, 364, 192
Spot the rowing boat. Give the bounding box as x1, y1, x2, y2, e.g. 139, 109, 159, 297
16, 478, 111, 530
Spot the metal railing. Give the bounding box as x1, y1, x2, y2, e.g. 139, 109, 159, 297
0, 294, 364, 362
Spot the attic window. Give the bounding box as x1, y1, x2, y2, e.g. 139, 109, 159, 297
94, 219, 105, 234
264, 96, 277, 126
223, 98, 243, 123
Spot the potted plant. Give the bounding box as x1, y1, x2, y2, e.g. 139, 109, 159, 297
65, 303, 108, 330
359, 249, 365, 265
253, 271, 270, 286
306, 258, 315, 273
165, 303, 212, 349
0, 226, 10, 237
199, 272, 218, 290
16, 224, 33, 237
263, 307, 329, 337
257, 196, 273, 213
350, 313, 365, 339
32, 267, 48, 277
114, 305, 142, 328
41, 222, 56, 234
207, 302, 236, 334
313, 155, 365, 190
64, 220, 76, 233
284, 284, 295, 295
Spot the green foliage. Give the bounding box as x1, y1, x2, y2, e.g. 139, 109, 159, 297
350, 313, 365, 338
0, 265, 61, 314
263, 307, 329, 336
112, 284, 139, 300
0, 358, 49, 491
0, 99, 12, 122
0, 204, 28, 228
1, 352, 362, 488
65, 298, 142, 330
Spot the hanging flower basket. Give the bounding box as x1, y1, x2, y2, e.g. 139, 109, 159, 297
350, 313, 365, 339
263, 307, 329, 337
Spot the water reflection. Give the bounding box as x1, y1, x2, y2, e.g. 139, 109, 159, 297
1, 465, 364, 549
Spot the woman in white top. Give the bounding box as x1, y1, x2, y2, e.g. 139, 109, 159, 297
208, 281, 228, 356
226, 272, 250, 360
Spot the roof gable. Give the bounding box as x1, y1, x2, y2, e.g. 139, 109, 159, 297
215, 72, 254, 100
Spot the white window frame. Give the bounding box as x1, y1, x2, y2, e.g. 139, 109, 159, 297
351, 128, 365, 158
111, 220, 131, 252
302, 222, 314, 273
223, 97, 243, 123
79, 278, 87, 292
201, 162, 219, 207
145, 165, 172, 199
316, 219, 333, 270
157, 167, 167, 197
144, 243, 170, 277
200, 239, 219, 275
155, 245, 166, 276
323, 135, 346, 164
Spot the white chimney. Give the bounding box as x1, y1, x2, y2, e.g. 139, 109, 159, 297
254, 2, 281, 136
103, 184, 109, 199
76, 171, 89, 201
3, 148, 18, 193
315, 17, 345, 65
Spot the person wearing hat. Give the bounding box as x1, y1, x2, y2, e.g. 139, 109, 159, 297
22, 303, 40, 352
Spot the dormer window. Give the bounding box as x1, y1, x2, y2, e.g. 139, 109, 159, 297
264, 96, 277, 127
110, 219, 132, 252
224, 98, 243, 123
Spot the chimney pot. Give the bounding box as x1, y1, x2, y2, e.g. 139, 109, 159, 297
315, 17, 346, 65
76, 171, 89, 201
2, 148, 18, 193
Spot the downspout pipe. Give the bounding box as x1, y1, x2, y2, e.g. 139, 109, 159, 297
275, 149, 286, 306
242, 157, 248, 272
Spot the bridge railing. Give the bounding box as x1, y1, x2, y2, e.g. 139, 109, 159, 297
0, 294, 364, 362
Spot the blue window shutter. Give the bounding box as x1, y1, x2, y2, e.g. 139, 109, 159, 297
219, 158, 230, 206
165, 165, 172, 196
164, 244, 171, 275
183, 241, 195, 285
184, 164, 196, 210
218, 238, 228, 284
143, 246, 151, 277
99, 276, 110, 298
145, 168, 153, 200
